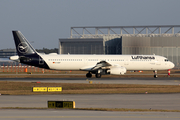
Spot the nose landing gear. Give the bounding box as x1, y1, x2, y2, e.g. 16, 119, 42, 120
153, 70, 158, 78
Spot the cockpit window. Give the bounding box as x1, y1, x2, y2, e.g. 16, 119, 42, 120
164, 59, 169, 62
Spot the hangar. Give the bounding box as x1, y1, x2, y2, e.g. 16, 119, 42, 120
59, 25, 180, 68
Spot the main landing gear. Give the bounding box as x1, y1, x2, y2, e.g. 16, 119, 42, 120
153, 70, 158, 78
86, 72, 102, 78
95, 73, 101, 78
86, 72, 92, 78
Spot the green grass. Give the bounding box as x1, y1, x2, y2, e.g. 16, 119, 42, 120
0, 81, 180, 95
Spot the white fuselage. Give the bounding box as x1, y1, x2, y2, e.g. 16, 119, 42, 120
40, 54, 175, 71
11, 30, 175, 78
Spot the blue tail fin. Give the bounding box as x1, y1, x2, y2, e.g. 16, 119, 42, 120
12, 31, 37, 56
12, 31, 50, 69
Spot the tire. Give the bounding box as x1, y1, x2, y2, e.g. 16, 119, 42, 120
154, 75, 158, 78
86, 72, 92, 78
95, 73, 101, 78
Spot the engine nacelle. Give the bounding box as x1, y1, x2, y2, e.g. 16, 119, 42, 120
108, 66, 127, 75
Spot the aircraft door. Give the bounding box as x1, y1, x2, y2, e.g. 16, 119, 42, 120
155, 59, 161, 65
84, 57, 88, 64
124, 59, 129, 65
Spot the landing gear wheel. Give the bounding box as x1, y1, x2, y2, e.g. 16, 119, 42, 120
154, 75, 158, 78
153, 70, 158, 78
86, 72, 92, 78
95, 73, 101, 78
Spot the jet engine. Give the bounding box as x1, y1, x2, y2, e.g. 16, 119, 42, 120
107, 66, 126, 75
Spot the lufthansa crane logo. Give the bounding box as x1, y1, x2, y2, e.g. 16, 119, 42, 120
18, 42, 29, 53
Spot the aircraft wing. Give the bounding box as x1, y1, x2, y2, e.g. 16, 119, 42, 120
91, 61, 112, 71
80, 60, 112, 71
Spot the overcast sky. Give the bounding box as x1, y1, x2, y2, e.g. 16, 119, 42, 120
0, 0, 180, 49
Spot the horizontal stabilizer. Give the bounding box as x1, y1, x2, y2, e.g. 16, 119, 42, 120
9, 55, 19, 62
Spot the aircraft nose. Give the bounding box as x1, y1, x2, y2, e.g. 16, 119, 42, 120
170, 62, 175, 69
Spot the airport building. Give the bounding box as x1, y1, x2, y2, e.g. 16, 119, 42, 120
59, 25, 180, 68
0, 49, 16, 58
0, 49, 17, 66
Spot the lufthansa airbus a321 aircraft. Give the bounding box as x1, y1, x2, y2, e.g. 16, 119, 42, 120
10, 31, 175, 78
